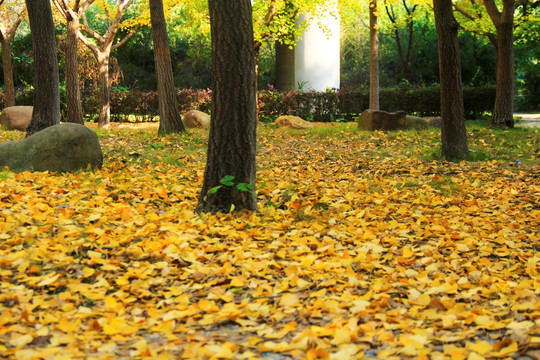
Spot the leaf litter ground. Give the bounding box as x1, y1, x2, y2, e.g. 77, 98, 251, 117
0, 123, 539, 359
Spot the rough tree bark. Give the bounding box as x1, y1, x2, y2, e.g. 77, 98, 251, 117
0, 2, 26, 108
64, 13, 84, 124
196, 0, 257, 214
369, 0, 380, 110
0, 39, 15, 108
25, 0, 61, 137
483, 0, 515, 128
433, 0, 469, 160
149, 0, 185, 135
53, 0, 95, 125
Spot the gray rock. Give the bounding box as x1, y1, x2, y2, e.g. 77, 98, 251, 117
0, 123, 103, 173
358, 109, 407, 131
405, 115, 430, 130
0, 106, 33, 131
426, 117, 442, 128
182, 110, 210, 129
274, 115, 314, 129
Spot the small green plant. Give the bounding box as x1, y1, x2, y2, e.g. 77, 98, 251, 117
0, 170, 13, 180
296, 80, 309, 91
208, 175, 255, 195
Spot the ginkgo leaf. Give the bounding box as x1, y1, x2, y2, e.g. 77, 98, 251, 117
37, 273, 60, 287
102, 317, 138, 336
0, 124, 537, 359
280, 293, 300, 307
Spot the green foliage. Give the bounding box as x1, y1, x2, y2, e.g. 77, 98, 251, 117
208, 176, 255, 195
514, 8, 540, 110
257, 86, 496, 122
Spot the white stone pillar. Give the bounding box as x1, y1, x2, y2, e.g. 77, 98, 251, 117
294, 3, 340, 91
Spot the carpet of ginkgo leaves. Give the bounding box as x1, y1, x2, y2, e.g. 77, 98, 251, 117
0, 123, 539, 360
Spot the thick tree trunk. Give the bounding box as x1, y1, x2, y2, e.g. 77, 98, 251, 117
149, 0, 185, 135
25, 0, 61, 137
369, 0, 380, 110
484, 0, 515, 128
433, 0, 469, 160
65, 16, 84, 124
1, 39, 15, 107
275, 41, 295, 91
97, 51, 111, 129
196, 0, 257, 214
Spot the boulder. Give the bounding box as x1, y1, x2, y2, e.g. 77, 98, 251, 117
357, 109, 407, 131
0, 106, 33, 131
405, 115, 430, 130
274, 115, 314, 129
182, 110, 210, 129
426, 117, 442, 128
0, 123, 103, 173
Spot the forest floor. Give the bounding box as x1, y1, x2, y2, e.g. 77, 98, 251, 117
0, 122, 538, 359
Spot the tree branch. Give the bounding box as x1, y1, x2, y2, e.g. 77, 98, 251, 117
80, 10, 105, 44
453, 3, 477, 21
111, 24, 142, 51
482, 0, 502, 25
77, 30, 100, 58
6, 7, 26, 40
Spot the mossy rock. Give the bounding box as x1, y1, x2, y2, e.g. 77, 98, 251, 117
274, 115, 314, 129
0, 123, 103, 173
405, 115, 430, 130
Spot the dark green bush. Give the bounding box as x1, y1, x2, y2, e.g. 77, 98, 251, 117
4, 86, 496, 122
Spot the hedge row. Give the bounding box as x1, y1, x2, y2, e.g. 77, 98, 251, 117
1, 85, 496, 122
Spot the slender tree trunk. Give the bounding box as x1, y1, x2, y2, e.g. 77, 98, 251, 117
275, 42, 295, 91
65, 16, 84, 124
369, 0, 380, 110
149, 0, 185, 135
274, 0, 296, 91
196, 0, 257, 214
25, 0, 61, 137
484, 0, 515, 128
97, 50, 111, 129
1, 39, 15, 107
433, 0, 469, 160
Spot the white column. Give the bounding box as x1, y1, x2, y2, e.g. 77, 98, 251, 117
294, 4, 340, 91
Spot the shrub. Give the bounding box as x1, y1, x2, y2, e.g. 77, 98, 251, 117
4, 85, 496, 122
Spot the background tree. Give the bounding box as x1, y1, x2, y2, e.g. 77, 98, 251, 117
369, 0, 380, 110
196, 0, 257, 214
25, 0, 60, 136
274, 0, 296, 91
383, 0, 419, 81
513, 2, 540, 110
77, 0, 146, 128
0, 0, 26, 108
453, 0, 534, 128
433, 0, 469, 160
482, 0, 515, 128
53, 0, 95, 125
149, 0, 184, 135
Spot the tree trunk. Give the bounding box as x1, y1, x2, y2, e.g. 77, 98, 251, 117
97, 50, 111, 129
433, 0, 469, 160
275, 41, 295, 91
25, 0, 61, 137
369, 0, 380, 110
149, 0, 185, 135
484, 0, 515, 128
65, 15, 84, 124
196, 0, 257, 214
1, 39, 15, 107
